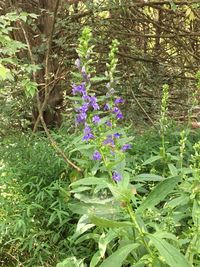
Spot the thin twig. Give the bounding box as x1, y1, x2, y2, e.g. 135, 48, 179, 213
4, 251, 24, 267
131, 88, 157, 129
39, 112, 82, 172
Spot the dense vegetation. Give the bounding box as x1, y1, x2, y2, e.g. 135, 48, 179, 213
0, 1, 200, 267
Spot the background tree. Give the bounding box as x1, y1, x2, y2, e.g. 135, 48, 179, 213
0, 0, 200, 134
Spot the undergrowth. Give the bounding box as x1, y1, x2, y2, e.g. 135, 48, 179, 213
1, 127, 200, 266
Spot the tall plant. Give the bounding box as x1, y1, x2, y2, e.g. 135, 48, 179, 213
61, 28, 192, 267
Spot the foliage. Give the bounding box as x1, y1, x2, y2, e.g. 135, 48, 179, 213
1, 125, 200, 266
0, 12, 39, 136
1, 1, 200, 132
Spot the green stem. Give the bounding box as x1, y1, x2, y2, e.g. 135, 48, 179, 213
161, 133, 165, 159
127, 204, 154, 258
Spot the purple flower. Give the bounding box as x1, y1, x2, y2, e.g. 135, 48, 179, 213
112, 171, 122, 182
115, 98, 124, 105
82, 94, 90, 102
105, 121, 112, 127
104, 103, 110, 111
83, 133, 93, 141
92, 115, 100, 124
72, 83, 86, 95
122, 144, 131, 151
75, 58, 81, 69
114, 133, 121, 138
76, 112, 87, 124
103, 135, 115, 147
79, 103, 89, 113
83, 125, 94, 141
92, 150, 102, 161
116, 112, 123, 120
113, 107, 120, 113
84, 125, 92, 134
90, 96, 99, 110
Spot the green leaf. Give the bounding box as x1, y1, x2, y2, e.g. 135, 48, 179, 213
170, 1, 177, 11
165, 194, 189, 208
56, 257, 85, 267
70, 177, 107, 187
74, 193, 113, 204
89, 215, 133, 228
72, 214, 95, 240
99, 243, 139, 267
22, 79, 37, 97
99, 230, 117, 258
70, 186, 91, 193
90, 251, 101, 267
68, 202, 117, 216
142, 156, 162, 165
70, 144, 95, 153
90, 76, 107, 82
20, 12, 28, 22
134, 174, 165, 182
192, 199, 200, 226
137, 176, 180, 213
148, 234, 192, 267
0, 63, 9, 80
168, 164, 178, 176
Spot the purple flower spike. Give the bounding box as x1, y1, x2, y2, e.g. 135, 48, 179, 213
92, 151, 102, 161
122, 144, 131, 151
76, 112, 87, 124
83, 133, 93, 141
112, 171, 122, 182
115, 98, 124, 105
79, 103, 89, 113
113, 107, 120, 113
104, 103, 110, 111
84, 125, 92, 134
114, 133, 121, 138
105, 121, 112, 127
116, 112, 123, 120
92, 115, 100, 124
83, 125, 94, 141
72, 83, 86, 95
82, 94, 90, 102
90, 96, 100, 110
103, 135, 115, 147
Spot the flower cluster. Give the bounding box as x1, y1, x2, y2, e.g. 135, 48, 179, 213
72, 83, 100, 126
72, 30, 131, 182
72, 79, 131, 182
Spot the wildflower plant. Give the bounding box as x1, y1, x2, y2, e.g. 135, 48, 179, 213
188, 70, 200, 125
179, 129, 187, 169
71, 27, 132, 182
68, 28, 193, 267
159, 84, 169, 158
